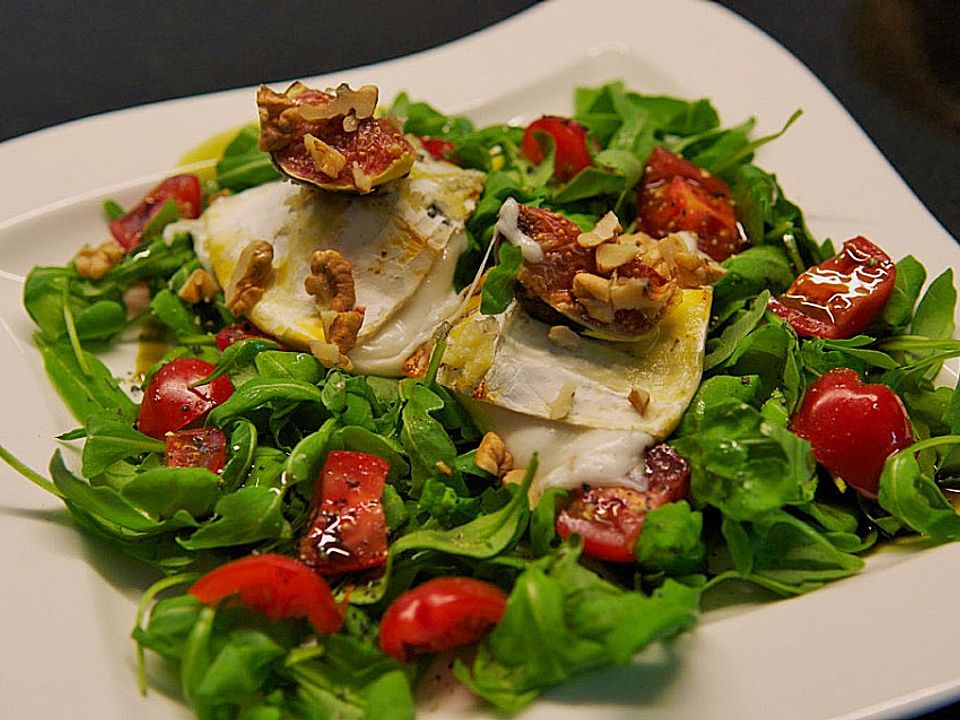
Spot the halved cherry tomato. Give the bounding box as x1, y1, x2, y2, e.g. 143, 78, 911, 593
164, 428, 227, 474
520, 116, 593, 183
768, 236, 896, 339
215, 321, 285, 352
189, 554, 344, 634
379, 577, 508, 662
137, 358, 234, 439
790, 368, 913, 499
418, 136, 458, 164
110, 174, 202, 251
299, 451, 390, 575
556, 443, 690, 562
636, 146, 744, 262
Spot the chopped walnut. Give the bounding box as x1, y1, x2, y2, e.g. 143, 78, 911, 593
298, 83, 379, 122
177, 268, 220, 304
546, 381, 576, 420
571, 273, 611, 303
305, 249, 356, 312
327, 309, 365, 354
74, 240, 124, 280
576, 211, 622, 248
547, 325, 582, 351
435, 460, 454, 477
595, 243, 640, 272
225, 241, 274, 316
475, 432, 514, 477
501, 468, 527, 487
628, 387, 651, 415
309, 339, 352, 371
256, 84, 302, 152
626, 232, 725, 289
303, 133, 347, 177
351, 163, 374, 194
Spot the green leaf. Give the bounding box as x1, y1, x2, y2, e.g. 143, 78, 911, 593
255, 351, 324, 384
283, 418, 338, 487
398, 380, 462, 494
193, 629, 286, 707
912, 269, 956, 341
206, 378, 325, 429
673, 402, 816, 521
480, 243, 522, 315
880, 255, 926, 333
711, 246, 794, 327
703, 291, 770, 371
122, 467, 221, 520
179, 486, 291, 550
530, 487, 568, 557
220, 419, 258, 492
81, 411, 165, 477
634, 501, 705, 576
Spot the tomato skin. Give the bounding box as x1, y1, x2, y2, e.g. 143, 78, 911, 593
189, 554, 344, 634
379, 577, 508, 662
215, 322, 284, 352
520, 116, 593, 183
556, 443, 690, 562
299, 451, 390, 576
137, 358, 234, 439
790, 368, 913, 499
418, 136, 458, 163
768, 236, 896, 339
636, 146, 744, 262
109, 174, 202, 251
164, 428, 227, 474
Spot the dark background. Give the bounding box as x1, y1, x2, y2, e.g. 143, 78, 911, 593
1, 1, 958, 717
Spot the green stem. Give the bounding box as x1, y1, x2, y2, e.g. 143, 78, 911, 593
879, 336, 960, 352
62, 283, 92, 377
133, 572, 200, 695
0, 443, 62, 498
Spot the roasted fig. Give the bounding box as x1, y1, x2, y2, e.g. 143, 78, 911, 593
496, 199, 722, 340
257, 81, 415, 194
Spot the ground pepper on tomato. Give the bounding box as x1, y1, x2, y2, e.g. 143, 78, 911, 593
768, 236, 896, 339
137, 358, 234, 439
635, 146, 744, 262
164, 428, 227, 474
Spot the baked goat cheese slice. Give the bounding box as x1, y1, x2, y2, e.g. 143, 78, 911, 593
177, 154, 484, 375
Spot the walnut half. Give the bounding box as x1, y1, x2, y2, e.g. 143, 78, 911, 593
305, 249, 356, 312
475, 432, 514, 477
225, 241, 274, 317
75, 240, 124, 280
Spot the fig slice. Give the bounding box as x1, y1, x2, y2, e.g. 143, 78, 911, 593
257, 81, 415, 194
498, 199, 677, 340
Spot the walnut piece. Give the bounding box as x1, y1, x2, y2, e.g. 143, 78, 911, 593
309, 339, 353, 371
547, 325, 582, 351
305, 249, 356, 312
546, 381, 576, 420
177, 268, 220, 304
628, 387, 651, 415
327, 309, 365, 354
74, 240, 124, 280
303, 133, 347, 177
595, 242, 640, 272
475, 432, 514, 477
225, 241, 274, 316
257, 84, 302, 152
576, 211, 622, 248
298, 83, 378, 122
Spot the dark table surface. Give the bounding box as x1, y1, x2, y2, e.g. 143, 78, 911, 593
2, 1, 958, 718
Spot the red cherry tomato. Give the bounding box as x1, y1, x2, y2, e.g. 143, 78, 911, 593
418, 136, 458, 164
189, 554, 344, 634
636, 146, 744, 262
215, 322, 285, 352
768, 236, 896, 339
520, 116, 593, 183
790, 368, 913, 500
556, 443, 691, 562
137, 358, 234, 439
109, 174, 202, 252
164, 428, 227, 474
379, 577, 508, 662
298, 451, 390, 575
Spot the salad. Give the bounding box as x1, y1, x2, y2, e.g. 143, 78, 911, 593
4, 78, 960, 720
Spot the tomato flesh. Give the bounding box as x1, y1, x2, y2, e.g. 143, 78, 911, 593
299, 450, 390, 575
636, 146, 744, 262
790, 368, 913, 499
110, 174, 202, 251
137, 358, 234, 439
555, 443, 691, 562
379, 577, 508, 662
418, 136, 458, 163
189, 554, 344, 634
768, 236, 896, 339
164, 428, 227, 474
520, 116, 593, 183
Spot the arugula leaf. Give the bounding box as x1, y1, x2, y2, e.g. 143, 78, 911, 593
81, 411, 165, 477
206, 378, 325, 429
122, 467, 221, 520
710, 246, 794, 327
880, 255, 926, 333
398, 380, 462, 495
480, 243, 522, 315
455, 541, 700, 713
633, 501, 705, 576
673, 402, 816, 521
220, 419, 257, 492
255, 350, 324, 385
179, 486, 291, 550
